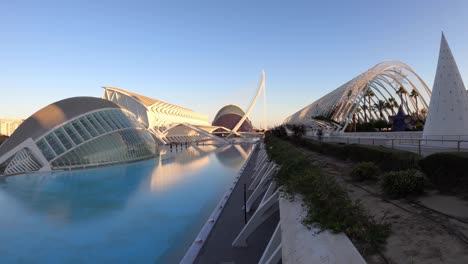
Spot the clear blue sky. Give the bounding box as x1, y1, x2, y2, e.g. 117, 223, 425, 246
1, 0, 468, 127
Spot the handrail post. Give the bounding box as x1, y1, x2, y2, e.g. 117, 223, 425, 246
458, 141, 461, 152
391, 139, 394, 149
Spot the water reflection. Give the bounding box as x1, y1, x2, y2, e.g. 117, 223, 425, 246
0, 144, 253, 263
150, 145, 219, 191
0, 160, 156, 222
215, 143, 251, 168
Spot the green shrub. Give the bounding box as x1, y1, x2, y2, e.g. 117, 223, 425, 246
351, 162, 380, 181
381, 170, 425, 198
265, 134, 390, 254
419, 152, 468, 195
290, 137, 420, 171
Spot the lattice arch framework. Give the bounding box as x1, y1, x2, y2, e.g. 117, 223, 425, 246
284, 60, 432, 131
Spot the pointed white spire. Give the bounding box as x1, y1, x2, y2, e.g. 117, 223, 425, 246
423, 33, 468, 138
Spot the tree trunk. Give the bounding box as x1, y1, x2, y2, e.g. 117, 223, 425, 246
353, 113, 356, 132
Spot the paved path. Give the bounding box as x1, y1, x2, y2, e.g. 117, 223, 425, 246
195, 147, 279, 264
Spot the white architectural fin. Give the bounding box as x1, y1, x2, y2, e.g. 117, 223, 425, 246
423, 33, 468, 138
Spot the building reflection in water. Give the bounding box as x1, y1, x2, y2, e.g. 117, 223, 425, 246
149, 144, 252, 192
0, 144, 253, 223
215, 144, 251, 168
0, 160, 157, 222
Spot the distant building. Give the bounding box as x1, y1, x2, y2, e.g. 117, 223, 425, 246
103, 87, 230, 144
0, 118, 23, 136
212, 105, 254, 132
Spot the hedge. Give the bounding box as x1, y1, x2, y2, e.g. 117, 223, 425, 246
351, 162, 380, 181
289, 137, 420, 171
264, 135, 390, 255
419, 152, 468, 195
381, 170, 425, 198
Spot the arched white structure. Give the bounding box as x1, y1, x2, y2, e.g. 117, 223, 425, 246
284, 61, 431, 132
103, 87, 210, 129
0, 97, 157, 176
423, 33, 468, 139
228, 70, 266, 137
103, 87, 224, 144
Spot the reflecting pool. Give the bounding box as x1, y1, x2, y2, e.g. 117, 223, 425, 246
0, 144, 253, 263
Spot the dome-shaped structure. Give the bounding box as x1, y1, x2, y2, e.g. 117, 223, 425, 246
212, 105, 253, 132
0, 97, 156, 176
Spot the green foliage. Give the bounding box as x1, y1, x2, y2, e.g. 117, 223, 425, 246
419, 152, 468, 195
268, 125, 287, 138
381, 170, 425, 198
351, 162, 380, 181
415, 122, 424, 131
265, 135, 391, 255
289, 137, 420, 171
286, 124, 306, 138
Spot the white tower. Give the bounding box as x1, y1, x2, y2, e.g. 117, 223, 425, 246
423, 33, 468, 139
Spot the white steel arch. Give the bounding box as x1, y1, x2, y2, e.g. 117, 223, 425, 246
228, 70, 266, 137
284, 61, 431, 132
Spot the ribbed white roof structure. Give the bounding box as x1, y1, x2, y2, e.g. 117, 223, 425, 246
103, 87, 209, 128
284, 61, 431, 131
423, 33, 468, 139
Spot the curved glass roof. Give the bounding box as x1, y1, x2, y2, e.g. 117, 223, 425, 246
0, 97, 120, 157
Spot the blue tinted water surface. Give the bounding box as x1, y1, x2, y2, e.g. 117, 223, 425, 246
0, 144, 252, 263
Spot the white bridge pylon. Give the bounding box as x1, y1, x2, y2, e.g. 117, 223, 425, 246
228, 70, 266, 137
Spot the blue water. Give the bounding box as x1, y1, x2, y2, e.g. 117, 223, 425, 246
0, 144, 252, 263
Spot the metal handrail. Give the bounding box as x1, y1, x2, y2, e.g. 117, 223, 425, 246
304, 135, 468, 156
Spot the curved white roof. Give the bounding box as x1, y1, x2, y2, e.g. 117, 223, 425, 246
284, 60, 431, 130
213, 104, 246, 122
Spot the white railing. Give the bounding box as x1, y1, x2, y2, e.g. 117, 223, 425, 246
304, 135, 468, 156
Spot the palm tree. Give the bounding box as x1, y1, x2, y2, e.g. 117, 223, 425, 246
410, 89, 419, 116
364, 89, 375, 122
389, 97, 398, 114
420, 108, 428, 120
385, 101, 393, 115
374, 100, 386, 119
354, 107, 362, 131
396, 86, 408, 112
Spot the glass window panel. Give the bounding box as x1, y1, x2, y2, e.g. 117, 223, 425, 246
54, 128, 73, 150
79, 117, 99, 137
109, 111, 125, 128
86, 115, 106, 134
71, 120, 91, 140
64, 124, 83, 145
93, 112, 112, 132
45, 133, 65, 156
106, 111, 120, 130
117, 111, 133, 128
104, 111, 122, 129
37, 139, 56, 161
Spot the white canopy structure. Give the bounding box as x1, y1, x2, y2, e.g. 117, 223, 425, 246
284, 61, 432, 132
423, 33, 468, 139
